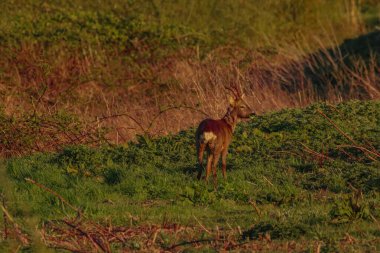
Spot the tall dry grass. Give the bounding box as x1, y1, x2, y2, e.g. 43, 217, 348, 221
0, 32, 379, 155
96, 36, 379, 143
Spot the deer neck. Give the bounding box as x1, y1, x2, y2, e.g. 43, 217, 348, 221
222, 109, 238, 132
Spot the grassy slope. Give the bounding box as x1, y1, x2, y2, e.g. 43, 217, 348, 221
2, 0, 378, 50
0, 1, 379, 251
1, 100, 379, 251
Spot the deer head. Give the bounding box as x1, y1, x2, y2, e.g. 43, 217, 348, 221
225, 83, 256, 122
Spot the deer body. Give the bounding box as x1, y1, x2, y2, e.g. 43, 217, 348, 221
196, 117, 233, 182
196, 92, 255, 183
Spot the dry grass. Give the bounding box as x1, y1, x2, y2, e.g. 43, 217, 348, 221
0, 34, 379, 154
3, 215, 378, 252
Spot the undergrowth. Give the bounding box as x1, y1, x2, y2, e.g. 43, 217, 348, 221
2, 0, 378, 50
0, 1, 379, 250
1, 100, 379, 251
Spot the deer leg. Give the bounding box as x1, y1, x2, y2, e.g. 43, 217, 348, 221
197, 143, 206, 180
221, 148, 228, 179
212, 151, 221, 187
205, 152, 213, 182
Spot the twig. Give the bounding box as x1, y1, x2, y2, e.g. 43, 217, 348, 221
316, 241, 321, 253
237, 226, 242, 235
249, 199, 261, 217
1, 194, 8, 239
0, 202, 14, 226
262, 175, 274, 187
317, 110, 357, 145
31, 84, 48, 117
151, 228, 160, 244
193, 215, 211, 235
337, 144, 379, 161
337, 146, 357, 160
317, 110, 356, 145
317, 110, 379, 161
95, 105, 209, 138
300, 142, 334, 161
369, 214, 380, 230
25, 178, 82, 216
94, 113, 147, 135
347, 182, 358, 192
61, 219, 108, 253
0, 201, 30, 245
146, 105, 209, 133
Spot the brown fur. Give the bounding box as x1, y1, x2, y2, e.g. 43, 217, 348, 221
195, 98, 255, 184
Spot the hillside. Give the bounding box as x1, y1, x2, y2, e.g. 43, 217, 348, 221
0, 1, 380, 157
1, 100, 379, 252
0, 1, 380, 251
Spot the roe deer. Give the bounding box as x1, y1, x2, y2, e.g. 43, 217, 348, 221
195, 84, 256, 184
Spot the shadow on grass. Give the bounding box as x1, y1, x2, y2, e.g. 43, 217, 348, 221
242, 222, 309, 240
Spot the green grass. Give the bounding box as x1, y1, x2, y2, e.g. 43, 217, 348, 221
1, 100, 379, 251
1, 1, 379, 251
1, 0, 379, 51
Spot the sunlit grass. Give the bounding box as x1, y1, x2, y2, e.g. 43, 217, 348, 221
1, 100, 379, 251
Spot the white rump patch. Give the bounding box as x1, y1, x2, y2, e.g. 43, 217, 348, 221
202, 132, 217, 143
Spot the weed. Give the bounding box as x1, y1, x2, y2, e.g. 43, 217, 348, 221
329, 193, 371, 224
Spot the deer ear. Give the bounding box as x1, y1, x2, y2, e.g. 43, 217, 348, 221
228, 96, 235, 106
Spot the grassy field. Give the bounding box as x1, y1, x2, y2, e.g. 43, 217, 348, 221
1, 100, 379, 251
2, 0, 378, 49
0, 0, 380, 252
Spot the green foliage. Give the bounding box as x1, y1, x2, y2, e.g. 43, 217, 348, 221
1, 1, 380, 250
0, 0, 379, 51
56, 145, 104, 177
329, 193, 371, 224
182, 183, 217, 205
0, 111, 106, 157
2, 100, 380, 250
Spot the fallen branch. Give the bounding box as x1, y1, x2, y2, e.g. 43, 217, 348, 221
317, 110, 379, 161
249, 199, 262, 218
336, 144, 380, 161
317, 110, 357, 145
300, 142, 334, 161
25, 178, 82, 216
193, 215, 211, 235
0, 199, 30, 246
262, 175, 275, 188
61, 219, 109, 253
1, 194, 8, 240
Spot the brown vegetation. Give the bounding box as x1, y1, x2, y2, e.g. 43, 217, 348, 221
1, 32, 379, 156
